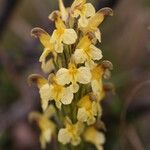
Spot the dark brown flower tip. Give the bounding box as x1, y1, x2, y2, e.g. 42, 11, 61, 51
98, 7, 113, 16
87, 32, 96, 40
89, 92, 96, 101
27, 74, 47, 87
31, 27, 47, 38
95, 120, 107, 131
102, 60, 113, 70
48, 10, 60, 21
103, 82, 115, 93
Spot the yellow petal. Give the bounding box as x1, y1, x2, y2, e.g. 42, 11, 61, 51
91, 80, 105, 101
87, 13, 104, 31
42, 129, 52, 143
85, 61, 97, 70
51, 30, 64, 53
77, 67, 91, 84
39, 50, 54, 73
61, 87, 73, 105
58, 0, 68, 21
92, 101, 100, 116
86, 7, 113, 31
78, 16, 89, 27
92, 102, 102, 118
77, 35, 91, 50
84, 127, 105, 150
58, 129, 71, 144
31, 27, 52, 50
51, 84, 64, 102
41, 59, 54, 73
39, 83, 52, 111
39, 49, 50, 64
56, 68, 70, 85
55, 17, 66, 29
76, 121, 85, 135
77, 108, 88, 122
54, 41, 64, 53
74, 48, 86, 64
85, 3, 95, 17
71, 136, 81, 146
63, 29, 77, 44
70, 83, 79, 93
44, 105, 56, 118
95, 29, 101, 42
90, 44, 103, 61
77, 95, 91, 108
87, 117, 96, 125
71, 0, 86, 9
55, 100, 62, 109
39, 134, 46, 149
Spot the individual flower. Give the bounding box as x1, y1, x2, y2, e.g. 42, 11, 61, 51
83, 126, 105, 150
28, 74, 73, 110
49, 12, 77, 53
79, 7, 113, 42
29, 106, 56, 149
58, 117, 84, 146
31, 27, 55, 73
77, 94, 102, 125
91, 61, 113, 101
56, 63, 91, 93
74, 35, 103, 66
70, 0, 95, 27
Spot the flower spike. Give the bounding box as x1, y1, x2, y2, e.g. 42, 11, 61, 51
28, 0, 114, 149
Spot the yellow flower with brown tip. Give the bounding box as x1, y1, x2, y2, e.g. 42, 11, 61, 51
74, 35, 103, 66
49, 13, 77, 53
31, 27, 55, 73
28, 74, 73, 110
58, 117, 84, 146
80, 7, 113, 42
70, 0, 95, 27
28, 74, 50, 111
83, 126, 105, 150
77, 95, 102, 125
29, 106, 56, 149
56, 63, 91, 93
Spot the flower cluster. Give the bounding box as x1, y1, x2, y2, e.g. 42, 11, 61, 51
28, 0, 113, 149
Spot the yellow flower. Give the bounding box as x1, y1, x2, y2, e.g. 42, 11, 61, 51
74, 35, 103, 65
28, 74, 73, 110
58, 117, 84, 145
31, 27, 55, 73
83, 126, 105, 150
77, 95, 102, 125
49, 13, 77, 53
80, 7, 113, 42
56, 63, 91, 93
70, 0, 95, 27
91, 65, 105, 101
48, 74, 74, 109
29, 106, 56, 149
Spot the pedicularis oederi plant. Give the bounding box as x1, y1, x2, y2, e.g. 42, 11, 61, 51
28, 0, 114, 149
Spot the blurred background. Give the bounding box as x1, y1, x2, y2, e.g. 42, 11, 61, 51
0, 0, 150, 150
